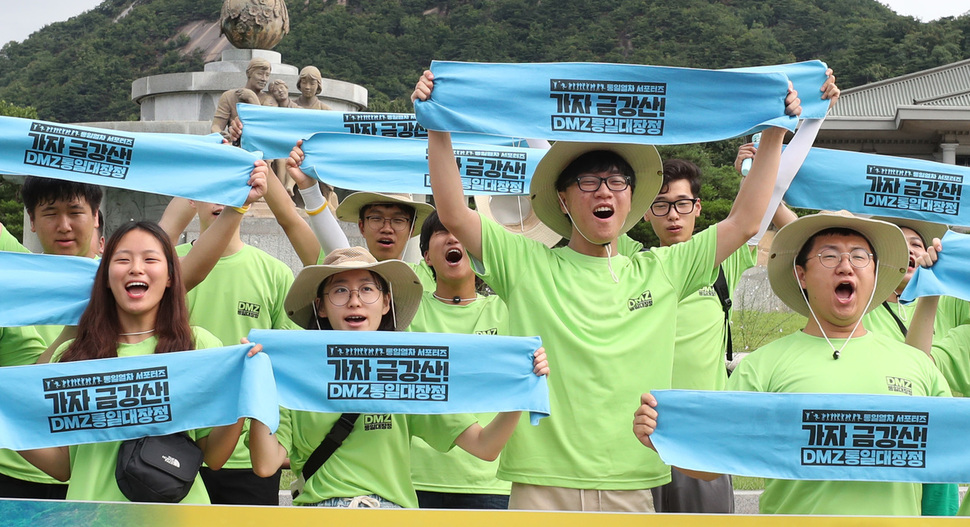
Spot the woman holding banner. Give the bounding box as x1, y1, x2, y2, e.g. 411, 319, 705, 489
18, 221, 249, 503
248, 246, 548, 508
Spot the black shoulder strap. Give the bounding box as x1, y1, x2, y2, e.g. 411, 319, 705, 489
301, 413, 360, 481
881, 301, 909, 337
711, 265, 734, 361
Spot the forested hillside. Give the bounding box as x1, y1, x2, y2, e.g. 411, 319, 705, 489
0, 0, 967, 245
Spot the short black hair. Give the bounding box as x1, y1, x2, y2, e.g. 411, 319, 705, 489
20, 177, 102, 218
661, 159, 701, 198
554, 151, 636, 192
795, 227, 875, 267
419, 211, 447, 257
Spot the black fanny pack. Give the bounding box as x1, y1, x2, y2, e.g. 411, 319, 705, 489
116, 432, 204, 503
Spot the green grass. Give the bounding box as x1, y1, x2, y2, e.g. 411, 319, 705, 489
280, 469, 296, 491
733, 475, 766, 490
731, 309, 807, 354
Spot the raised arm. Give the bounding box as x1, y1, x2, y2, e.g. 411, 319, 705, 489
286, 140, 350, 258
180, 160, 267, 290
413, 71, 483, 259
905, 237, 943, 359
158, 197, 196, 247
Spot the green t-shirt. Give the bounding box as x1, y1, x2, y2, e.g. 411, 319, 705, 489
277, 408, 476, 507
672, 245, 756, 391
729, 330, 950, 515
930, 325, 970, 396
0, 224, 28, 253
863, 296, 970, 345
408, 292, 511, 494
476, 213, 718, 490
175, 243, 299, 469
0, 325, 64, 484
55, 327, 222, 503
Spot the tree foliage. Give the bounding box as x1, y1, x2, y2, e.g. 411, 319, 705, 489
0, 0, 966, 245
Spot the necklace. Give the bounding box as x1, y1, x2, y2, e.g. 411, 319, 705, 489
433, 293, 476, 305
119, 328, 155, 336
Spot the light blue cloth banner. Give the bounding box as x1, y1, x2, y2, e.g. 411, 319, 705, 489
0, 344, 278, 449
237, 105, 524, 160
248, 329, 550, 425
0, 251, 96, 326
0, 116, 259, 206
299, 132, 546, 195
414, 61, 798, 143
901, 231, 969, 304
652, 390, 970, 483
785, 146, 970, 226
728, 60, 831, 124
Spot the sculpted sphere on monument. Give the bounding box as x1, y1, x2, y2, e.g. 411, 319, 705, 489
221, 0, 290, 49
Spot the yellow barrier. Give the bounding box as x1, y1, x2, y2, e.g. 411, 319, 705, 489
0, 500, 963, 526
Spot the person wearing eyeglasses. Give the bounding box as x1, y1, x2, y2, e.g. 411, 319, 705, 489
643, 159, 795, 513
635, 211, 950, 516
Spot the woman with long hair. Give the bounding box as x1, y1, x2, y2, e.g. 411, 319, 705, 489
21, 221, 243, 503
249, 246, 547, 508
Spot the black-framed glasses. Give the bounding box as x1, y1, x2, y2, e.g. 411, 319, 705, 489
574, 175, 631, 192
324, 284, 384, 306
816, 248, 873, 269
364, 215, 411, 232
650, 198, 698, 217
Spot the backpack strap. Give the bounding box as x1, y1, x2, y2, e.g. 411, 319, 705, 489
711, 265, 734, 361
881, 301, 909, 337
301, 413, 361, 482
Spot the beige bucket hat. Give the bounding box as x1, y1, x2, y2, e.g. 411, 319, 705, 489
285, 247, 422, 330
335, 192, 435, 236
767, 210, 908, 318
474, 194, 561, 247
528, 141, 663, 239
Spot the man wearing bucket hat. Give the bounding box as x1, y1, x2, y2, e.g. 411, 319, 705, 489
285, 141, 437, 288
635, 211, 950, 515
250, 247, 548, 508
414, 69, 823, 511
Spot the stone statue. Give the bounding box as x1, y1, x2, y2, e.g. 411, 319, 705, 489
220, 0, 289, 50
269, 79, 298, 108
294, 66, 333, 111
211, 58, 276, 136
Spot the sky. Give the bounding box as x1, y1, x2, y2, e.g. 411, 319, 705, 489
2, 0, 970, 46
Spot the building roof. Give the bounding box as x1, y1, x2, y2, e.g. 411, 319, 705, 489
831, 58, 970, 117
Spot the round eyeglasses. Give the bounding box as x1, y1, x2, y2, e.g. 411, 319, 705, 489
650, 198, 698, 217
364, 215, 411, 232
324, 284, 383, 306
574, 175, 631, 192
816, 248, 873, 269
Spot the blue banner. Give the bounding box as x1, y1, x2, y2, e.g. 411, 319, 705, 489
901, 231, 970, 304
237, 105, 524, 159
651, 390, 968, 483
414, 61, 800, 143
0, 116, 260, 206
299, 132, 546, 195
785, 147, 970, 226
0, 344, 278, 450
248, 329, 550, 425
0, 251, 96, 326
727, 60, 832, 122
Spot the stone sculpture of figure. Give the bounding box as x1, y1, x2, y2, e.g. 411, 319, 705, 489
294, 66, 333, 111
211, 58, 276, 136
269, 79, 298, 108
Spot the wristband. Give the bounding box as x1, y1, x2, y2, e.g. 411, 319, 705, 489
299, 185, 327, 214
306, 203, 328, 216
230, 205, 251, 215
